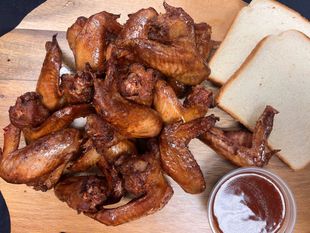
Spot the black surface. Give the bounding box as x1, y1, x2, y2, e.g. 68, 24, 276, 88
0, 192, 10, 233
0, 0, 46, 36
0, 0, 309, 37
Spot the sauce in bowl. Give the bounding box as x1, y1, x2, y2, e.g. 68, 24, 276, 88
208, 168, 296, 233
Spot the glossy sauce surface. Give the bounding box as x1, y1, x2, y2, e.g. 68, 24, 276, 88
212, 172, 286, 233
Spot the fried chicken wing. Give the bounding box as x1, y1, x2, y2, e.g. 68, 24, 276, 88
68, 11, 122, 71
154, 79, 213, 124
123, 3, 210, 85
36, 35, 63, 110
118, 64, 159, 106
9, 92, 50, 129
56, 153, 124, 213
159, 116, 217, 193
93, 61, 162, 138
199, 106, 279, 167
60, 65, 94, 104
118, 8, 158, 40
0, 126, 81, 191
70, 116, 137, 172
86, 141, 173, 226
55, 175, 110, 213
23, 104, 94, 143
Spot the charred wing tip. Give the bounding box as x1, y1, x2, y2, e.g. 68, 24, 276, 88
52, 33, 58, 41
45, 34, 59, 51
265, 105, 279, 114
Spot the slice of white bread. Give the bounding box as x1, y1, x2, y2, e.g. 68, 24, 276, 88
209, 0, 310, 85
217, 30, 310, 170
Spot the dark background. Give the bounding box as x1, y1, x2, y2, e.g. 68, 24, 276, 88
0, 0, 308, 232
0, 0, 309, 36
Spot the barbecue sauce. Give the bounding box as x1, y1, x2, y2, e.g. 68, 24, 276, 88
211, 172, 286, 233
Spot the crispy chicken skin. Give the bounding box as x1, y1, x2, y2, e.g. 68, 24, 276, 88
85, 114, 124, 150
167, 79, 190, 99
55, 175, 110, 213
67, 17, 87, 53
72, 139, 137, 172
104, 140, 137, 164
0, 126, 81, 191
68, 145, 101, 173
199, 106, 279, 167
118, 8, 158, 40
9, 92, 50, 129
93, 60, 162, 138
118, 63, 159, 106
194, 23, 212, 60
97, 156, 124, 204
60, 65, 94, 104
23, 104, 94, 143
86, 141, 173, 226
36, 35, 63, 110
68, 11, 122, 71
123, 3, 210, 85
159, 116, 218, 194
154, 79, 213, 124
57, 157, 124, 213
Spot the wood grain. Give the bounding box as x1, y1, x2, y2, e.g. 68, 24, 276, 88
0, 0, 309, 233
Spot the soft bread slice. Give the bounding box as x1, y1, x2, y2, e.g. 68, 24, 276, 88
209, 0, 310, 85
217, 30, 310, 170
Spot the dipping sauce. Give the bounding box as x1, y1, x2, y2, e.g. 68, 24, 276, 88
211, 172, 286, 233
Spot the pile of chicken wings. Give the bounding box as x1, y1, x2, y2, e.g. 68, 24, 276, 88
0, 3, 279, 225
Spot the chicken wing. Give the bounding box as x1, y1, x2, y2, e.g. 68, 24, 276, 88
36, 35, 63, 110
118, 63, 159, 106
0, 125, 81, 191
93, 60, 162, 138
68, 11, 122, 71
23, 104, 94, 143
199, 106, 279, 167
86, 140, 173, 226
60, 64, 94, 104
56, 155, 124, 213
159, 115, 217, 193
9, 92, 50, 129
118, 8, 158, 41
154, 79, 213, 124
122, 3, 210, 85
55, 175, 110, 213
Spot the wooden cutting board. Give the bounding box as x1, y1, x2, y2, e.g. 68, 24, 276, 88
0, 1, 309, 232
